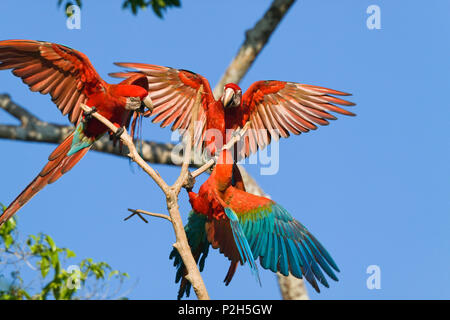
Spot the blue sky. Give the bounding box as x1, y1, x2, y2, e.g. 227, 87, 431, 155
0, 0, 449, 299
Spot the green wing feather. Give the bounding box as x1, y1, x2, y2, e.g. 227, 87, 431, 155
237, 201, 340, 293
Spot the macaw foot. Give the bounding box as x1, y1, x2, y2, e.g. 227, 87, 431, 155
200, 148, 218, 165
113, 127, 125, 139
182, 171, 196, 192
83, 106, 97, 122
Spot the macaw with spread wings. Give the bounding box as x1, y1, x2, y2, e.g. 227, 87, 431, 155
170, 149, 340, 299
0, 40, 152, 226
112, 63, 355, 158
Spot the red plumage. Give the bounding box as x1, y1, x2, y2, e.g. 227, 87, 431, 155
0, 40, 150, 226
111, 62, 355, 158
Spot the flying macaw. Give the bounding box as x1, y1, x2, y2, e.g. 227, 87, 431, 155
0, 40, 152, 226
111, 63, 355, 158
170, 149, 340, 299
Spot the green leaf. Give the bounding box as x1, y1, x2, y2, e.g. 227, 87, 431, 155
40, 258, 50, 278
121, 0, 180, 18
0, 199, 130, 299
108, 270, 119, 280
66, 249, 76, 258
45, 235, 57, 252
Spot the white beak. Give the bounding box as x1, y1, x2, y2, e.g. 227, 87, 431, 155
222, 88, 235, 108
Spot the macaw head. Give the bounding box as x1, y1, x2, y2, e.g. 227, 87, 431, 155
221, 83, 242, 108
118, 74, 153, 113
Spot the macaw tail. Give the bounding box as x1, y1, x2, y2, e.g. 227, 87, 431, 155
0, 124, 95, 226
169, 211, 209, 300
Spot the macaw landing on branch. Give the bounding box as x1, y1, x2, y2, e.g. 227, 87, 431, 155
0, 40, 152, 226
111, 63, 355, 159
170, 150, 339, 299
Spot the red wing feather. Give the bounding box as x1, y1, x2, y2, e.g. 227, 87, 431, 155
0, 40, 106, 124
0, 132, 90, 226
239, 80, 355, 157
111, 63, 213, 147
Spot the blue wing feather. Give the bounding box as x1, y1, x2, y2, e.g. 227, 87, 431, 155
224, 207, 261, 286
236, 202, 339, 293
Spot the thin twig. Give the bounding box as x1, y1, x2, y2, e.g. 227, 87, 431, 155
126, 209, 172, 223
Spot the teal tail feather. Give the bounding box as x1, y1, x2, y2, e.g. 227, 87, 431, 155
224, 207, 261, 286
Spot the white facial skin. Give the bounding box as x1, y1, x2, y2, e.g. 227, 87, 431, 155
125, 96, 142, 110
222, 87, 242, 108
125, 96, 153, 113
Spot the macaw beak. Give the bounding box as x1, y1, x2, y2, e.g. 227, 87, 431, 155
140, 95, 154, 117
222, 88, 235, 108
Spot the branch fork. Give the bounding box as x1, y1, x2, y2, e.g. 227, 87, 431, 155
79, 99, 210, 300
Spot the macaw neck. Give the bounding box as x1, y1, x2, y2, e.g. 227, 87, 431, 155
224, 103, 247, 134
211, 150, 234, 192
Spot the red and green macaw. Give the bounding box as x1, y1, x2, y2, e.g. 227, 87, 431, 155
0, 40, 152, 226
170, 150, 340, 299
111, 63, 355, 157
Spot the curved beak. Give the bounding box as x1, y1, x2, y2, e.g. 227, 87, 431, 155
222, 88, 235, 108
141, 95, 154, 117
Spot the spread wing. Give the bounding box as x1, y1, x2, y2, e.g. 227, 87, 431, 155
111, 63, 215, 147
224, 187, 340, 292
0, 39, 107, 124
239, 80, 355, 157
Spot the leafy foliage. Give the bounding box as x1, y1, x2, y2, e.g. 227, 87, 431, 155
58, 0, 180, 18
123, 0, 180, 17
57, 0, 82, 17
0, 203, 130, 300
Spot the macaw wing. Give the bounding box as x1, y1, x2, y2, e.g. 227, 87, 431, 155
169, 211, 210, 300
225, 187, 340, 292
111, 63, 213, 148
0, 39, 107, 124
239, 80, 355, 157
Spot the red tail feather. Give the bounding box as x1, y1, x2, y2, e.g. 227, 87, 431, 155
0, 132, 90, 226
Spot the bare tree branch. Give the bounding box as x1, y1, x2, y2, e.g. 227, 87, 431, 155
213, 0, 296, 98
212, 0, 309, 300
0, 0, 308, 300
79, 103, 210, 300
0, 94, 186, 167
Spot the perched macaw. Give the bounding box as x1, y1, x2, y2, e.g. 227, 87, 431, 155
0, 40, 152, 226
170, 150, 340, 299
111, 63, 355, 157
